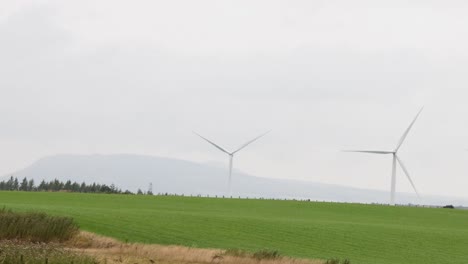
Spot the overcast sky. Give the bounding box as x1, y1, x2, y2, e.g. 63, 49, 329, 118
1, 0, 468, 198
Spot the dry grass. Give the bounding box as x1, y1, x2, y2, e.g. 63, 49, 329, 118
68, 232, 324, 264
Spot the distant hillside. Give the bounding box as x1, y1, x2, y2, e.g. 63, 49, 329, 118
4, 154, 467, 206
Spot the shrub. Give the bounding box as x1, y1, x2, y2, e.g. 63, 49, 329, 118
0, 208, 79, 243
326, 258, 351, 264
223, 248, 281, 260
325, 259, 340, 264
252, 249, 281, 260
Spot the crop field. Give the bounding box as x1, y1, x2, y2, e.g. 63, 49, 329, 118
1, 192, 467, 264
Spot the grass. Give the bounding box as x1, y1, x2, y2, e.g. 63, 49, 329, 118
0, 207, 78, 242
0, 241, 97, 264
0, 208, 94, 264
71, 231, 321, 264
1, 192, 467, 264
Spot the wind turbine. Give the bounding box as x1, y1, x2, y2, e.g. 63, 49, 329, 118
194, 131, 270, 196
344, 108, 423, 205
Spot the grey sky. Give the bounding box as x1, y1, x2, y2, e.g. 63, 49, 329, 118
1, 0, 468, 197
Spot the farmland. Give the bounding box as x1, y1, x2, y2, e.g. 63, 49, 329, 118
1, 192, 467, 264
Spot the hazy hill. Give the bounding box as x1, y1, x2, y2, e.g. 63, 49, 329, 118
4, 154, 467, 206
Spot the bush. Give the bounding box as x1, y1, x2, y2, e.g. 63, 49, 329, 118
326, 259, 340, 264
252, 249, 281, 260
0, 208, 79, 243
326, 258, 351, 264
223, 248, 281, 260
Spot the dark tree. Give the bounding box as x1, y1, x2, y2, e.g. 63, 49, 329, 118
13, 177, 19, 191
28, 179, 35, 191
19, 177, 28, 191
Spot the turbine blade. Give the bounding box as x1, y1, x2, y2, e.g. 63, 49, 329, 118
395, 155, 420, 197
232, 130, 271, 154
342, 150, 394, 154
395, 107, 424, 152
193, 132, 230, 154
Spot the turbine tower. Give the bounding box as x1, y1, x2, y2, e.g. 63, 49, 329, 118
194, 131, 270, 196
344, 108, 423, 205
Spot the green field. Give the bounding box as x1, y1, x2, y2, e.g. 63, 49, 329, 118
1, 192, 467, 264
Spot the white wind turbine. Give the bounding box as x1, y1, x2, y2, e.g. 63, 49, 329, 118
194, 131, 270, 196
344, 108, 424, 205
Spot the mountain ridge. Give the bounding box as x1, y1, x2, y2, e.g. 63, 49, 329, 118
4, 153, 467, 206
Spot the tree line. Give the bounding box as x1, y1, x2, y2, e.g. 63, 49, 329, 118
0, 176, 149, 195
